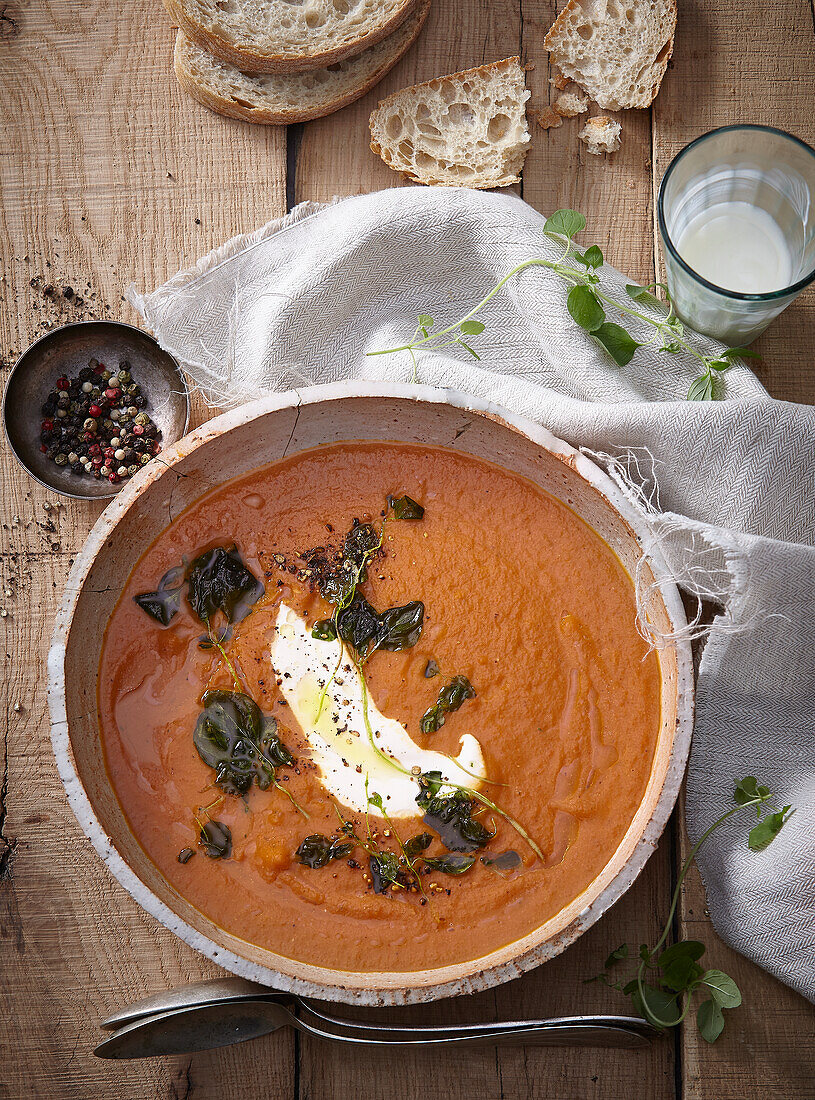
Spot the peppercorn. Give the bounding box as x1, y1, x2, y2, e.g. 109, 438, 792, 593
108, 473, 119, 484
88, 404, 102, 418
128, 464, 139, 477
56, 377, 70, 390
54, 453, 68, 465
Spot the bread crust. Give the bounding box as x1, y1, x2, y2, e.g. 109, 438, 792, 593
173, 0, 430, 125
164, 0, 421, 74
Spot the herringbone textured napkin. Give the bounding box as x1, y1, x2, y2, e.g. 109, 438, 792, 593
131, 187, 815, 1002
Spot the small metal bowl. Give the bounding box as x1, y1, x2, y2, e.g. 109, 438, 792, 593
3, 321, 190, 500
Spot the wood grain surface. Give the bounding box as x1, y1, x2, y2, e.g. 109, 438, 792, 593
1, 0, 813, 1098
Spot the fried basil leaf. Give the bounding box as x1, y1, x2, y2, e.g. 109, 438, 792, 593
134, 564, 185, 626
295, 833, 354, 869
423, 854, 476, 875
186, 546, 264, 625
404, 832, 433, 858
193, 690, 294, 797
420, 675, 476, 733
311, 618, 337, 641
481, 850, 523, 876
199, 820, 232, 859
337, 597, 425, 657
416, 780, 494, 852
337, 595, 382, 654
388, 494, 425, 521
343, 522, 380, 568
369, 850, 401, 894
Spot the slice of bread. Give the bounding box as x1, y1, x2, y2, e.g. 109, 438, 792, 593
369, 57, 531, 189
174, 0, 430, 125
164, 0, 421, 73
544, 0, 676, 110
579, 114, 622, 153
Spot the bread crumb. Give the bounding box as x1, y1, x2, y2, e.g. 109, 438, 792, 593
554, 89, 590, 117
579, 115, 622, 154
537, 106, 563, 130
549, 67, 569, 90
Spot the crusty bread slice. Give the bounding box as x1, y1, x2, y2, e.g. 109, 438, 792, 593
174, 0, 430, 125
164, 0, 420, 73
543, 0, 676, 110
369, 57, 531, 189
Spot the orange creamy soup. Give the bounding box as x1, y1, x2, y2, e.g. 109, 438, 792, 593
99, 442, 661, 972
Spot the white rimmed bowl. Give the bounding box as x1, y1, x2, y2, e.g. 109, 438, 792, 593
48, 382, 693, 1005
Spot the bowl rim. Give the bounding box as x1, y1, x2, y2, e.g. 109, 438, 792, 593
2, 320, 191, 500
47, 380, 694, 1004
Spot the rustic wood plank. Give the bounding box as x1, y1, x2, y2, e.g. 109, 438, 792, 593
653, 4, 815, 1095
0, 1, 290, 1095
294, 2, 676, 1098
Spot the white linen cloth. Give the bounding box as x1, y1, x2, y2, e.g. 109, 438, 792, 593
131, 187, 815, 1002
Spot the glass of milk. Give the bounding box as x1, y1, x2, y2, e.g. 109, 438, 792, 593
657, 126, 815, 344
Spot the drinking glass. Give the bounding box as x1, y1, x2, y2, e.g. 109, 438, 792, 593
657, 125, 815, 344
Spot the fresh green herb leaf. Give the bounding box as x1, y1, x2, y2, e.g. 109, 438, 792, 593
311, 618, 337, 641
417, 314, 435, 330
295, 833, 354, 869
198, 820, 232, 859
748, 806, 793, 851
688, 374, 715, 402
697, 998, 725, 1043
424, 659, 440, 679
625, 283, 663, 308
420, 675, 476, 733
734, 776, 770, 807
661, 955, 704, 993
193, 690, 294, 797
605, 944, 630, 968
423, 853, 476, 875
700, 970, 742, 1009
186, 546, 263, 625
582, 244, 604, 269
544, 209, 586, 240
657, 941, 706, 967
458, 339, 481, 360
635, 985, 679, 1029
709, 359, 732, 371
719, 347, 761, 360
388, 494, 425, 520
460, 319, 486, 336
567, 285, 605, 332
591, 322, 641, 366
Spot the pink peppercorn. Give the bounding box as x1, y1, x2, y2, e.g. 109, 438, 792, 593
56, 377, 70, 390
88, 404, 102, 418
108, 473, 120, 484
104, 388, 119, 400
41, 419, 54, 432
133, 425, 145, 436
91, 456, 104, 469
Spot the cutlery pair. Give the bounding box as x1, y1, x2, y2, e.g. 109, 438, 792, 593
95, 977, 657, 1058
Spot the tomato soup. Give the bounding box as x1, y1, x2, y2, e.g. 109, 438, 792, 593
99, 442, 661, 972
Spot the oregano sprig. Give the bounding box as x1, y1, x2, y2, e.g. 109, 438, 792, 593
368, 209, 761, 400
589, 776, 794, 1043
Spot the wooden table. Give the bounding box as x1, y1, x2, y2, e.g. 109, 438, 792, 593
2, 2, 814, 1097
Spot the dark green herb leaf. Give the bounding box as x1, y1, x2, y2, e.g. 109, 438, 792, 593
701, 970, 742, 1009
423, 853, 476, 875
605, 944, 629, 968
734, 776, 770, 807
625, 283, 663, 308
697, 998, 725, 1043
687, 374, 714, 402
567, 285, 605, 332
582, 244, 604, 269
199, 820, 232, 859
369, 851, 400, 894
657, 941, 706, 968
343, 522, 381, 569
337, 595, 382, 654
748, 806, 793, 851
312, 619, 337, 641
424, 659, 440, 679
404, 832, 433, 858
193, 690, 294, 796
481, 850, 522, 876
295, 833, 354, 869
388, 494, 425, 520
720, 347, 762, 360
458, 339, 481, 360
460, 319, 486, 336
186, 546, 263, 625
592, 322, 641, 367
376, 601, 425, 651
421, 675, 475, 733
417, 770, 444, 799
709, 359, 732, 371
544, 209, 586, 240
661, 955, 704, 993
417, 787, 494, 852
134, 564, 185, 626
634, 985, 678, 1029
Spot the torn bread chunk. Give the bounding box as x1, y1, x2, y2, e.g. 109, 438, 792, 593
554, 89, 590, 117
579, 115, 622, 154
369, 57, 531, 188
537, 106, 564, 129
544, 0, 676, 110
